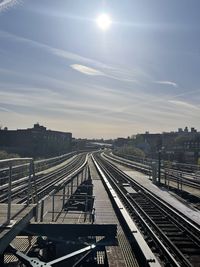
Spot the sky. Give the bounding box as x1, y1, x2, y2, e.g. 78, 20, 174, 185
0, 0, 200, 138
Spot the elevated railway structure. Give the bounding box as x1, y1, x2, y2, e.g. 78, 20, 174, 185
0, 151, 200, 266
109, 152, 200, 207
93, 152, 200, 267
112, 152, 200, 184
0, 153, 86, 205
0, 153, 123, 266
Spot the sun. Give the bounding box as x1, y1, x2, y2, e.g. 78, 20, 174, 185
96, 14, 112, 31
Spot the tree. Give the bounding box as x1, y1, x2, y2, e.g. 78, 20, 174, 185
116, 145, 145, 158
0, 150, 20, 160
175, 135, 191, 144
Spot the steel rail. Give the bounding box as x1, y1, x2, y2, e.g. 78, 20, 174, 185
20, 153, 86, 203
0, 157, 78, 202
114, 153, 200, 174
107, 153, 200, 190
112, 152, 200, 181
103, 153, 200, 234
94, 153, 200, 267
0, 152, 77, 186
0, 153, 87, 203
30, 153, 88, 203
92, 155, 162, 267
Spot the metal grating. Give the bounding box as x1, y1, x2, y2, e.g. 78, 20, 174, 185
89, 157, 139, 267
4, 236, 37, 264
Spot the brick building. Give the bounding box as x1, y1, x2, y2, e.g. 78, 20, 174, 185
136, 127, 200, 163
0, 123, 72, 158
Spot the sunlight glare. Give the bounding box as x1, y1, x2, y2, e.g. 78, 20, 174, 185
96, 14, 112, 31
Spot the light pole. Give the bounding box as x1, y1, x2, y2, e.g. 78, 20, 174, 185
158, 146, 165, 185
158, 150, 161, 185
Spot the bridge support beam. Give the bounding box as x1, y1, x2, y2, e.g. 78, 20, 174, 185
20, 223, 117, 242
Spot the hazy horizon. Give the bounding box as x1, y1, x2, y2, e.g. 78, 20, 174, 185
1, 123, 199, 140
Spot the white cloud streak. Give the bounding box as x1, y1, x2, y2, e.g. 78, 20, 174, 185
70, 64, 104, 76
0, 30, 144, 84
169, 100, 199, 110
70, 64, 140, 83
0, 106, 13, 112
155, 80, 178, 87
0, 0, 20, 11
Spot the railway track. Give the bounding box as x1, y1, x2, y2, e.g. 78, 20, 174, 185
0, 152, 76, 186
93, 153, 200, 267
108, 153, 200, 191
115, 153, 200, 175
0, 153, 87, 204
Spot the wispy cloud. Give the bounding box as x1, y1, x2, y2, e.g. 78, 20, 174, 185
70, 64, 141, 83
0, 0, 20, 12
70, 64, 104, 76
0, 30, 95, 64
51, 47, 99, 66
169, 100, 199, 110
53, 47, 140, 82
0, 30, 145, 84
0, 106, 13, 112
155, 80, 178, 88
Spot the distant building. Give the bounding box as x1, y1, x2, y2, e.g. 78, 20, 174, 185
0, 123, 72, 158
114, 137, 129, 147
132, 127, 200, 163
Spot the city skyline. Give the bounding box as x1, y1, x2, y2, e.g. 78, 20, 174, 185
0, 1, 200, 138
1, 123, 199, 140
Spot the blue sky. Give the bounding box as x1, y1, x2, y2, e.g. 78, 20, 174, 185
0, 0, 200, 138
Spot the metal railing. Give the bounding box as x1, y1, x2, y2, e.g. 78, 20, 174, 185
37, 163, 91, 223
0, 158, 35, 225
114, 152, 200, 178
34, 151, 76, 173
0, 152, 86, 226
0, 152, 77, 187
112, 152, 200, 192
